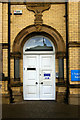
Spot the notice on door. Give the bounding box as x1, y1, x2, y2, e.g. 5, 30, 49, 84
71, 70, 80, 81
44, 73, 51, 79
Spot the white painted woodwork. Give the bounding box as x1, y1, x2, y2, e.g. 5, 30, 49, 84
23, 54, 55, 100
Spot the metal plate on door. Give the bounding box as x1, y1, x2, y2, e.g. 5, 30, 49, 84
27, 68, 36, 70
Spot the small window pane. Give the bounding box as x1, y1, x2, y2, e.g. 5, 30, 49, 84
14, 58, 20, 79
25, 36, 53, 51
59, 59, 64, 79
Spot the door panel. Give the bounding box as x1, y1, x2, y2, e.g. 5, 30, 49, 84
40, 55, 55, 100
23, 55, 39, 100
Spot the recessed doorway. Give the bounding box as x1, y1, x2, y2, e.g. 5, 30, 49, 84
23, 36, 55, 100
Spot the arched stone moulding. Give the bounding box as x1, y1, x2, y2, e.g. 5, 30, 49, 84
12, 24, 66, 58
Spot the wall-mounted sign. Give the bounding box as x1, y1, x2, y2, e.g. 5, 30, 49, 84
71, 70, 80, 81
44, 73, 51, 79
14, 10, 22, 15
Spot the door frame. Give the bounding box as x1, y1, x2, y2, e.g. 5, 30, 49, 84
23, 35, 56, 100
23, 51, 56, 100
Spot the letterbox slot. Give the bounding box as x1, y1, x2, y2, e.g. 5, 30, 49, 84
27, 68, 36, 70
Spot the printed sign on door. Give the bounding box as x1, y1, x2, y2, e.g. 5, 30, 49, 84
44, 73, 51, 79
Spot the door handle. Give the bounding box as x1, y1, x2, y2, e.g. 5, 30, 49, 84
35, 82, 38, 84
41, 82, 43, 84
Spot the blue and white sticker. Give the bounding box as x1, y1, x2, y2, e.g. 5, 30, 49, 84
44, 73, 51, 79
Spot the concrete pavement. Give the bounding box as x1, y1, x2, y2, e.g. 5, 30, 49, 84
2, 101, 80, 119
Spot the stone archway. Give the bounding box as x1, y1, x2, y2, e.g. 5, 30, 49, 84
12, 24, 66, 58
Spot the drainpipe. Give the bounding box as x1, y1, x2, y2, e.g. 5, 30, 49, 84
65, 2, 70, 104
8, 1, 13, 103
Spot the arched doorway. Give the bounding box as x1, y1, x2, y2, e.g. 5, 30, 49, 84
12, 24, 66, 100
23, 35, 55, 100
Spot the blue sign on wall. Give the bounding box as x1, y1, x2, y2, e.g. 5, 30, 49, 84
71, 70, 80, 81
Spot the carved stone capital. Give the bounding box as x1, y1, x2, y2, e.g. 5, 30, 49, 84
56, 52, 66, 59
10, 52, 21, 58
25, 3, 51, 31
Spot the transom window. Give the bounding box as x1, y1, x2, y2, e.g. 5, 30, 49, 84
24, 36, 53, 51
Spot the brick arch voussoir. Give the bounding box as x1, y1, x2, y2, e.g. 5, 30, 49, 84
12, 24, 66, 58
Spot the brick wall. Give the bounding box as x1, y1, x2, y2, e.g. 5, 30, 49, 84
10, 5, 34, 52
69, 2, 78, 42
0, 3, 2, 43
68, 2, 80, 94
2, 3, 8, 43
0, 3, 2, 76
10, 4, 66, 83
2, 2, 80, 95
43, 4, 66, 44
2, 3, 8, 78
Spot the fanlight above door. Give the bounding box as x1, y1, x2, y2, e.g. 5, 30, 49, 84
24, 36, 54, 52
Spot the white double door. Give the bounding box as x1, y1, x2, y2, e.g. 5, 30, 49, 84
23, 54, 55, 100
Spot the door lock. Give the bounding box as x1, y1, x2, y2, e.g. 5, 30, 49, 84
41, 82, 43, 84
